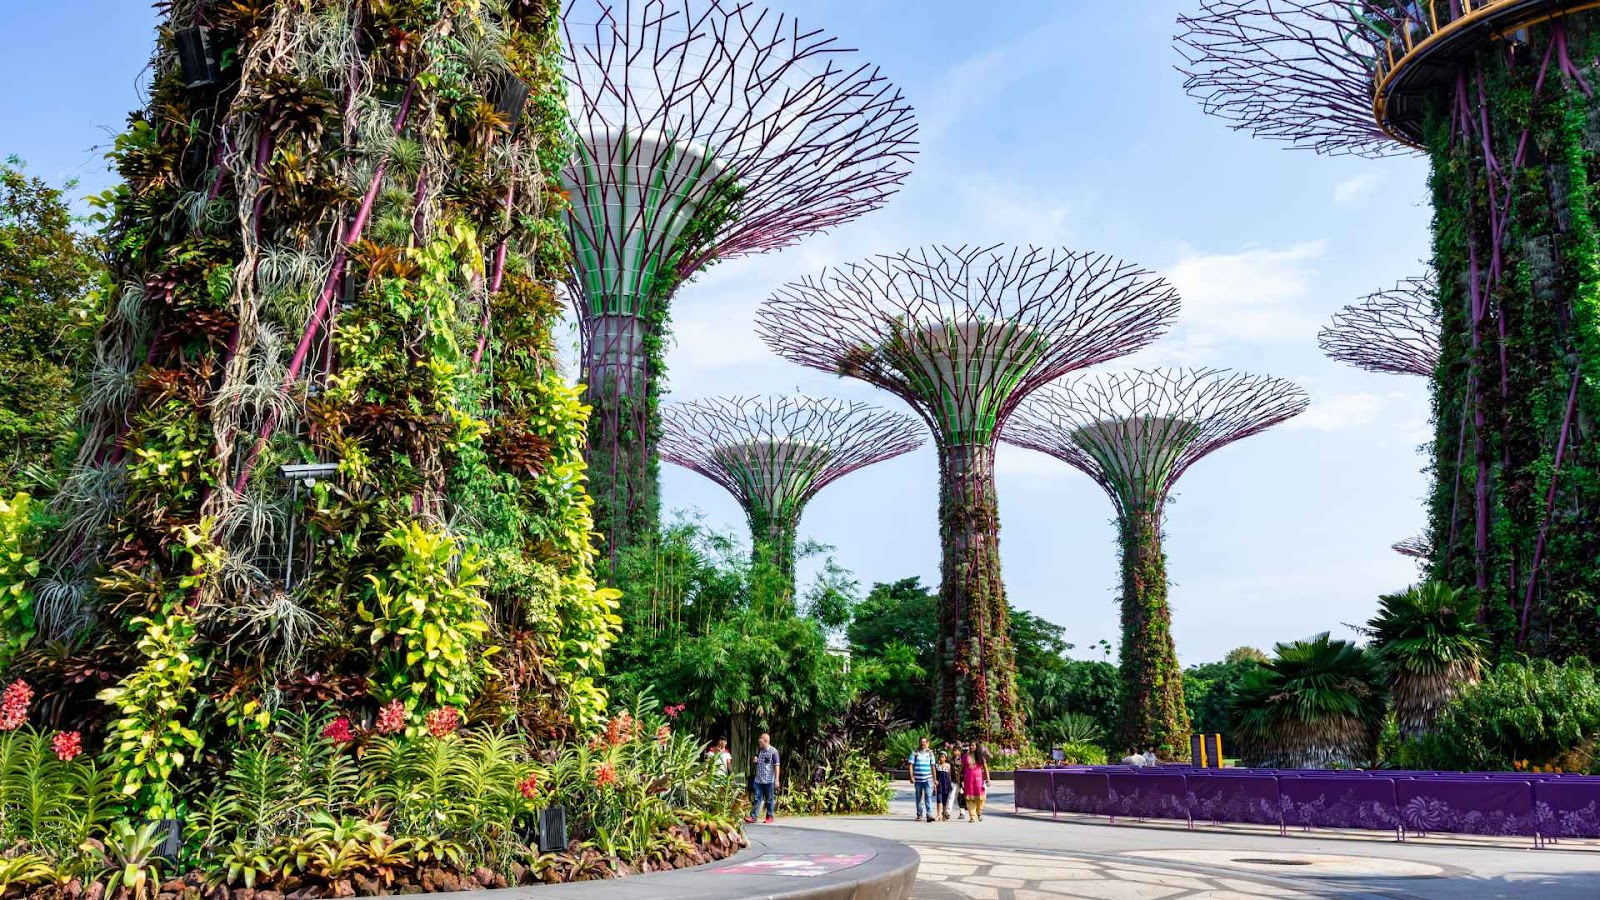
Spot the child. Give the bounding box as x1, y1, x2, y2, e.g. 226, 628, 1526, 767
935, 752, 954, 821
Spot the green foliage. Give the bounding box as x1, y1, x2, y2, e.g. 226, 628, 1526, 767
1055, 741, 1108, 766
1401, 659, 1600, 772
787, 751, 891, 815
848, 577, 938, 724
605, 521, 854, 755
0, 159, 98, 494
0, 493, 39, 672
1031, 712, 1104, 749
1116, 512, 1189, 756
1233, 633, 1385, 769
1183, 655, 1263, 738
1023, 659, 1120, 750
363, 523, 491, 713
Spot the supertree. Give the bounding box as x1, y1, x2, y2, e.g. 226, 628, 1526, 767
29, 0, 616, 814
658, 395, 924, 582
1394, 534, 1432, 559
560, 0, 917, 559
1319, 275, 1441, 377
1004, 369, 1308, 755
757, 245, 1180, 745
1177, 1, 1600, 657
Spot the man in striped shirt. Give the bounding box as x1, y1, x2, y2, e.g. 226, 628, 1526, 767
909, 736, 937, 823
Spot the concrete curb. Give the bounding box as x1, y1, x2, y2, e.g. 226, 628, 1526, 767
448, 826, 919, 900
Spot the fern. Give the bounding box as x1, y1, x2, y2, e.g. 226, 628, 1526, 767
224, 746, 293, 844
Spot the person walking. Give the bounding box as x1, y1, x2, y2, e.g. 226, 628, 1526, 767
952, 743, 967, 819
908, 736, 937, 823
962, 745, 991, 822
935, 752, 954, 821
746, 733, 781, 824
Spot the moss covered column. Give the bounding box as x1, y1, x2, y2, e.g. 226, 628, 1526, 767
1423, 14, 1600, 659
747, 505, 800, 588
1116, 507, 1190, 756
934, 442, 1024, 747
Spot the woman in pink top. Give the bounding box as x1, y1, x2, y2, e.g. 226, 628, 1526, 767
961, 746, 990, 821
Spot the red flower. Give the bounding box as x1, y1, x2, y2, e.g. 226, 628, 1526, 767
0, 681, 32, 731
664, 703, 685, 719
519, 773, 540, 800
376, 700, 407, 735
425, 707, 460, 738
605, 712, 633, 747
51, 731, 82, 762
593, 762, 618, 789
321, 717, 354, 743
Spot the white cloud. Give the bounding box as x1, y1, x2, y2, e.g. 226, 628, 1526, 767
1135, 241, 1326, 364
1333, 173, 1381, 208
1287, 391, 1383, 432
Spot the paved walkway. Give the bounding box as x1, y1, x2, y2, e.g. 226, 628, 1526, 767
775, 781, 1600, 899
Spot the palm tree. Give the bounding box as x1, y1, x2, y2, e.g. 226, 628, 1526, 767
1232, 633, 1386, 769
1366, 581, 1488, 740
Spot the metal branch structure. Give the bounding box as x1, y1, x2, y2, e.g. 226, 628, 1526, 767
757, 244, 1181, 745
1004, 369, 1308, 756
1319, 275, 1441, 376
659, 395, 923, 580
1176, 0, 1600, 657
561, 0, 917, 559
1394, 534, 1432, 559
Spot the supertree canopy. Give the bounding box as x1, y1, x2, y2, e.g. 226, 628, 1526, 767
757, 245, 1180, 745
1177, 1, 1600, 658
561, 0, 917, 559
1005, 369, 1308, 755
1319, 275, 1441, 377
658, 395, 923, 580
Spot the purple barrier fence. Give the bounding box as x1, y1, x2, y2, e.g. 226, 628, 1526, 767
1397, 778, 1539, 837
1536, 781, 1600, 840
1187, 773, 1282, 829
1016, 767, 1600, 847
1051, 770, 1112, 816
1106, 771, 1190, 822
1013, 769, 1052, 812
1279, 775, 1400, 835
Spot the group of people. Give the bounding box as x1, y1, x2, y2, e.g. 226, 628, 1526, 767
703, 732, 994, 825
907, 737, 991, 823
702, 734, 784, 825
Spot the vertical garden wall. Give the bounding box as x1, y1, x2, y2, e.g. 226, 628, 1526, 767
1422, 13, 1600, 659
20, 0, 616, 816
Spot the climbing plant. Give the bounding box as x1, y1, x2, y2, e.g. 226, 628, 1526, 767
1421, 16, 1600, 660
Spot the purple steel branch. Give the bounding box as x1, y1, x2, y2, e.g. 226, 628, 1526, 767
658, 395, 924, 513
1319, 275, 1442, 377
1003, 368, 1310, 516
756, 245, 1181, 439
1175, 0, 1410, 158
561, 0, 917, 291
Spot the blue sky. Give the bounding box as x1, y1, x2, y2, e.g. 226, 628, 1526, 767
0, 1, 1435, 663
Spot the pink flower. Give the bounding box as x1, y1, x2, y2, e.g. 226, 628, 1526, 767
376, 700, 407, 735
321, 717, 354, 743
52, 731, 82, 762
664, 704, 685, 719
425, 707, 460, 738
519, 773, 540, 799
656, 723, 672, 744
0, 681, 33, 731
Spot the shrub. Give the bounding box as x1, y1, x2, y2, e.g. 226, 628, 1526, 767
788, 751, 892, 815
1401, 659, 1600, 772
1056, 741, 1107, 766
1232, 633, 1386, 769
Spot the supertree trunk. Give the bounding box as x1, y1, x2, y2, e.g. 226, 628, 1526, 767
1423, 15, 1600, 659
935, 443, 1023, 747
747, 506, 799, 588
582, 312, 660, 562
1116, 507, 1190, 756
